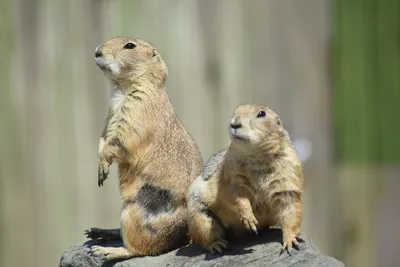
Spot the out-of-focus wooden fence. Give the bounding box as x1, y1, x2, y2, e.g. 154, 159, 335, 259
333, 0, 400, 266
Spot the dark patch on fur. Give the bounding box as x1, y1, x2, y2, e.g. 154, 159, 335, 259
143, 223, 157, 235
135, 184, 177, 215
272, 190, 301, 201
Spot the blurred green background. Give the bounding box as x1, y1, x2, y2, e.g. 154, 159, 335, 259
0, 0, 399, 266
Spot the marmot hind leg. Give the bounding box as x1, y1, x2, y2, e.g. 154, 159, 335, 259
188, 209, 228, 254
88, 207, 189, 260
122, 206, 189, 255
90, 245, 141, 260
118, 184, 191, 258
89, 184, 191, 259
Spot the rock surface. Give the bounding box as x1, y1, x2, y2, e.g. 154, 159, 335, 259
59, 228, 344, 267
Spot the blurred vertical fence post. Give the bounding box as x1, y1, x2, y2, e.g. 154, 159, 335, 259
333, 0, 400, 266
0, 0, 13, 265
1, 0, 36, 265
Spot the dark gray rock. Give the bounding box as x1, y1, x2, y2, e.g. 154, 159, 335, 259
59, 228, 344, 267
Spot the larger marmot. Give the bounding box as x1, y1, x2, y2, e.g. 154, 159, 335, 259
85, 37, 203, 260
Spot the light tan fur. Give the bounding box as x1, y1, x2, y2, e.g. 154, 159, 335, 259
187, 104, 304, 255
85, 37, 203, 260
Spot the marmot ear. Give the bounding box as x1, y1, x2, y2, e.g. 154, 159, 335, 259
152, 49, 157, 57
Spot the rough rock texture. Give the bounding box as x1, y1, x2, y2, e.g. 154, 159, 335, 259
59, 228, 344, 267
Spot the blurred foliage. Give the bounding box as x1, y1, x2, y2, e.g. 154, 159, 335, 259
333, 0, 400, 163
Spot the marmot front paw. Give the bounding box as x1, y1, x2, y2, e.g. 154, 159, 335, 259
280, 232, 304, 255
240, 213, 259, 235
98, 161, 110, 187
207, 239, 229, 254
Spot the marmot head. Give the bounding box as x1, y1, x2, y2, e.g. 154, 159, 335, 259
229, 104, 289, 152
94, 37, 168, 88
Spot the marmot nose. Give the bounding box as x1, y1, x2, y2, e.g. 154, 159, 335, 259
230, 123, 242, 129
95, 45, 103, 58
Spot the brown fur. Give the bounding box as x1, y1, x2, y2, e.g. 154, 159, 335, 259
85, 37, 203, 260
187, 104, 304, 254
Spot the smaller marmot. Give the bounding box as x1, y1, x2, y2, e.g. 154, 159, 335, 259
187, 104, 304, 255
84, 37, 203, 260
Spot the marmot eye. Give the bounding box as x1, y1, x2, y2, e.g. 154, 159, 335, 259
123, 42, 136, 49
276, 117, 281, 125
257, 111, 266, 118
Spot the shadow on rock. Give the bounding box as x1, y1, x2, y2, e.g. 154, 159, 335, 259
176, 228, 283, 260
101, 259, 126, 267
204, 247, 255, 261
175, 243, 206, 257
